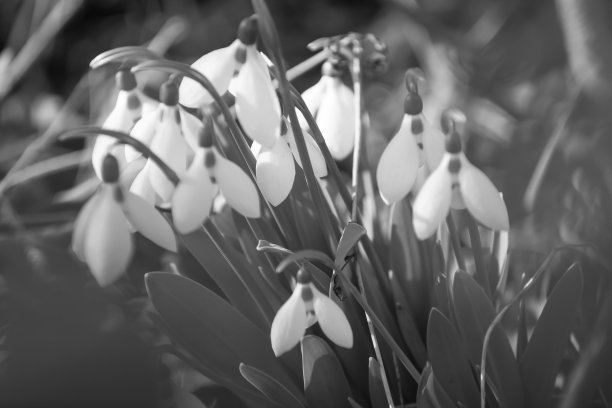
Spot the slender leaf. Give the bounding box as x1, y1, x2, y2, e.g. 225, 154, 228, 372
301, 335, 352, 408
520, 265, 583, 408
426, 308, 480, 408
239, 363, 307, 408
452, 270, 524, 408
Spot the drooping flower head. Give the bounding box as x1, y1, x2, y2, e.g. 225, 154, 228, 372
412, 118, 509, 240
376, 72, 445, 204
92, 69, 145, 179
172, 116, 260, 234
232, 16, 282, 149
270, 268, 353, 357
129, 80, 199, 204
73, 155, 177, 286
300, 61, 355, 160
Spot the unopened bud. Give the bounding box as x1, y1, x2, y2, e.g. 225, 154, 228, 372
237, 15, 258, 46
296, 268, 312, 284
101, 154, 120, 183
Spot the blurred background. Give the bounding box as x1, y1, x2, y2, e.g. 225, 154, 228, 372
0, 0, 611, 406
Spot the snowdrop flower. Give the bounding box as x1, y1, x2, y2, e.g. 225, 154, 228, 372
232, 16, 282, 148
412, 131, 509, 240
129, 81, 199, 204
251, 119, 327, 206
376, 89, 445, 204
92, 69, 154, 179
73, 155, 177, 286
172, 119, 260, 234
300, 61, 355, 160
270, 268, 353, 356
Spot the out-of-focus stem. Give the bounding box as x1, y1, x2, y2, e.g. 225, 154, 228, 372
350, 46, 364, 221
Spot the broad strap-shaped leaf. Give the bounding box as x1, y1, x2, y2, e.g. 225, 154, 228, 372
417, 364, 459, 408
239, 363, 307, 408
426, 308, 480, 408
519, 265, 583, 408
146, 273, 302, 402
301, 335, 352, 408
452, 271, 524, 408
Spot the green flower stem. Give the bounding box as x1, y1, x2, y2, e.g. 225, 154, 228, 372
446, 213, 467, 272
89, 46, 160, 69
285, 49, 330, 82
350, 46, 364, 221
335, 260, 421, 383
467, 212, 491, 297
479, 245, 586, 408
59, 126, 180, 185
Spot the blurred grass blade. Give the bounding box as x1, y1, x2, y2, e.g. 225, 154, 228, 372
452, 271, 524, 408
146, 273, 302, 399
239, 363, 307, 408
519, 265, 583, 408
368, 357, 391, 408
335, 221, 367, 268
301, 335, 353, 408
426, 308, 480, 408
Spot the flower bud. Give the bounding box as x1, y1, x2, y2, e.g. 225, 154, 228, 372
237, 15, 258, 45
296, 268, 312, 284
101, 154, 120, 183
404, 92, 423, 116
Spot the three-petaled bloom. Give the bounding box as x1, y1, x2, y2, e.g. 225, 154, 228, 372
300, 61, 355, 160
91, 69, 157, 179
270, 268, 353, 357
376, 91, 445, 204
73, 155, 177, 286
251, 119, 327, 206
129, 81, 200, 204
412, 131, 509, 240
171, 118, 260, 234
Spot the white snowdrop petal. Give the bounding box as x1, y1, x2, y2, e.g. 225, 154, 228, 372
84, 190, 133, 287
149, 108, 188, 202
137, 90, 159, 115
251, 141, 263, 158
171, 152, 218, 234
270, 288, 307, 356
312, 286, 353, 348
234, 47, 281, 148
376, 118, 420, 204
119, 157, 146, 190
459, 158, 509, 231
179, 109, 202, 151
123, 192, 177, 252
316, 78, 355, 160
130, 163, 158, 205
256, 139, 295, 206
125, 109, 159, 162
298, 77, 326, 129
179, 41, 239, 108
214, 150, 261, 218
422, 118, 446, 171
72, 187, 106, 261
286, 125, 327, 178
413, 156, 453, 240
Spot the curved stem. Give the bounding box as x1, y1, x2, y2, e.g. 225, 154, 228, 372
350, 48, 364, 221
89, 46, 160, 69
59, 126, 179, 185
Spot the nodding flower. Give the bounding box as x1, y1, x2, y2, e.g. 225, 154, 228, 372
412, 130, 509, 240
128, 81, 200, 204
232, 16, 282, 149
251, 119, 327, 206
171, 118, 260, 234
376, 82, 445, 205
300, 61, 355, 161
91, 69, 157, 179
73, 155, 177, 286
270, 268, 353, 357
